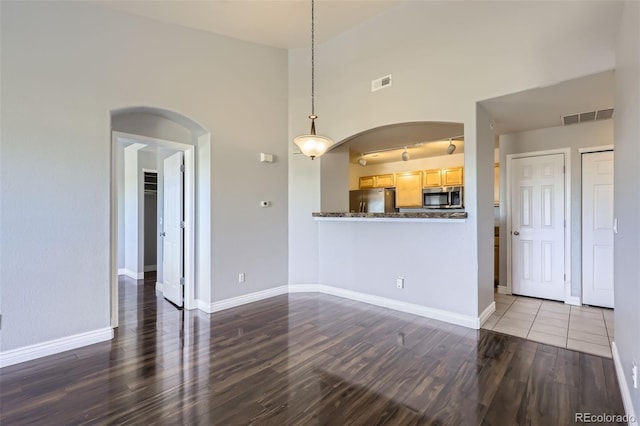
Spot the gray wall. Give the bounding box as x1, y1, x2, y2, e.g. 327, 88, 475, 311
0, 2, 288, 351
613, 0, 640, 415
498, 120, 614, 298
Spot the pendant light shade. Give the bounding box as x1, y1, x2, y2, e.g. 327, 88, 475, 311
293, 0, 334, 160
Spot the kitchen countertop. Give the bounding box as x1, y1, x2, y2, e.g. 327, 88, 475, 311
312, 211, 467, 222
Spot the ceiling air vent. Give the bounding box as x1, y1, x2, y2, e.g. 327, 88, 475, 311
596, 108, 614, 120
562, 108, 614, 126
579, 111, 596, 122
371, 74, 392, 92
562, 114, 579, 126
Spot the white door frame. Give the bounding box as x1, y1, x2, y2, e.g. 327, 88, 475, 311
506, 148, 573, 303
579, 145, 614, 308
110, 131, 197, 327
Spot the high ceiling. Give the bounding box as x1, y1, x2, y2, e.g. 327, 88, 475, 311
98, 2, 616, 162
96, 0, 398, 49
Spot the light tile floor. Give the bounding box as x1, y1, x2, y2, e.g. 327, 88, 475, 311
482, 293, 614, 358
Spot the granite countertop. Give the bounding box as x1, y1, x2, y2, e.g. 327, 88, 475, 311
312, 211, 468, 219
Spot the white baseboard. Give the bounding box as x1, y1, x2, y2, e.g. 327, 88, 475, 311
289, 284, 481, 329
479, 301, 496, 327
0, 328, 114, 369
198, 285, 289, 314
122, 269, 143, 280
144, 265, 157, 272
155, 281, 163, 293
497, 285, 509, 294
612, 342, 638, 425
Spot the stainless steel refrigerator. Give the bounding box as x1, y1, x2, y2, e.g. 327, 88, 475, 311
349, 189, 397, 213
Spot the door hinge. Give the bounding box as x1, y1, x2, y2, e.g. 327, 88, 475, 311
563, 165, 566, 174
180, 164, 185, 173
564, 273, 567, 281
180, 221, 186, 229
564, 219, 566, 228
180, 277, 185, 286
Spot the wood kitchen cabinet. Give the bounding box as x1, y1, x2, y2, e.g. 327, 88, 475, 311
422, 169, 442, 188
442, 167, 463, 186
395, 172, 423, 207
359, 176, 375, 189
374, 174, 395, 188
359, 174, 395, 189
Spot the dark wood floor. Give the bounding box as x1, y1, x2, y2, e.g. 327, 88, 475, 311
1, 277, 625, 425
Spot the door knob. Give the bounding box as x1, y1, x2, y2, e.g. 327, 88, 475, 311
513, 231, 520, 236
160, 232, 166, 237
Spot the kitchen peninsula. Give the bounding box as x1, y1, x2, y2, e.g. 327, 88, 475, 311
313, 211, 467, 220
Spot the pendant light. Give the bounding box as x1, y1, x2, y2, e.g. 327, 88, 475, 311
447, 138, 456, 155
293, 0, 334, 160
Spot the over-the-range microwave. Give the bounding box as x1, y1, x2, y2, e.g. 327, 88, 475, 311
423, 186, 463, 209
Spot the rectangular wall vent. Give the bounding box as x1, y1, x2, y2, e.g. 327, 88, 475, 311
372, 74, 392, 92
595, 108, 614, 120
562, 108, 614, 126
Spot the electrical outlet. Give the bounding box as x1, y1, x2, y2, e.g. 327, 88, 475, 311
396, 277, 404, 289
632, 362, 638, 389
238, 273, 245, 283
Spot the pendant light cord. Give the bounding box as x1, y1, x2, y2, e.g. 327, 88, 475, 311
311, 0, 315, 117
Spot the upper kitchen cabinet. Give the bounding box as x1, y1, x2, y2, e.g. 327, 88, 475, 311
359, 176, 375, 189
442, 167, 463, 186
423, 169, 442, 188
395, 172, 423, 207
359, 174, 395, 189
375, 174, 396, 188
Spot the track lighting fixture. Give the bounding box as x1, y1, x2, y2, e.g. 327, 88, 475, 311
401, 147, 409, 161
447, 139, 456, 155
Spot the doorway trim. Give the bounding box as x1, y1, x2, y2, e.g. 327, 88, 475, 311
110, 131, 197, 327
505, 148, 573, 303
580, 146, 614, 308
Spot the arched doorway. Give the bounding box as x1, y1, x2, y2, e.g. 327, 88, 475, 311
109, 106, 211, 327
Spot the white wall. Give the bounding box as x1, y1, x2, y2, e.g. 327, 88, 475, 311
498, 120, 614, 297
117, 145, 125, 269
0, 2, 288, 351
289, 1, 620, 318
123, 144, 143, 276
613, 0, 640, 416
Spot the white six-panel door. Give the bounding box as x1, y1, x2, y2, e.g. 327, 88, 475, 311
162, 151, 184, 307
511, 154, 565, 301
582, 151, 614, 308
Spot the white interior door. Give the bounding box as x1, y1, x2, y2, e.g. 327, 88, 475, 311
582, 151, 614, 308
162, 151, 184, 307
511, 154, 565, 301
